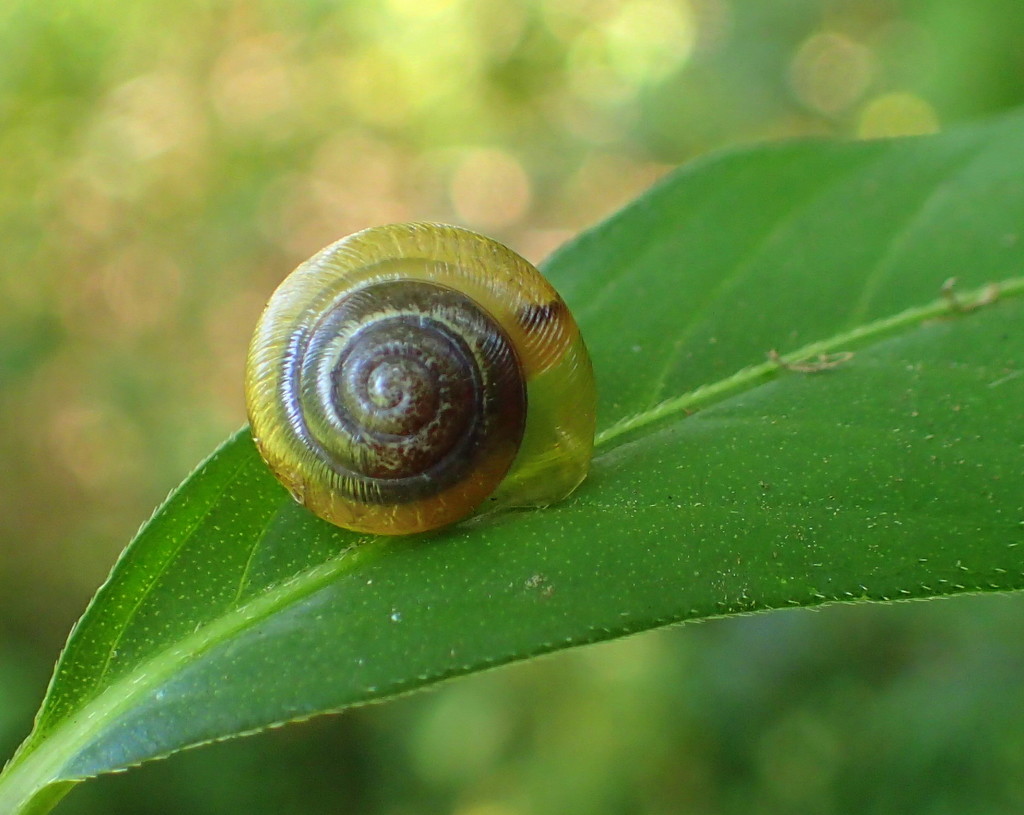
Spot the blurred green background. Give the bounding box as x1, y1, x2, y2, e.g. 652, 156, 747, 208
2, 0, 1023, 812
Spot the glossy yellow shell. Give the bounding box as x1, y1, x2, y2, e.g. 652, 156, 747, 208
245, 223, 596, 535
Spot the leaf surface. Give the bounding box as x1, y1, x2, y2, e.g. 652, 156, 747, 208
3, 113, 1024, 812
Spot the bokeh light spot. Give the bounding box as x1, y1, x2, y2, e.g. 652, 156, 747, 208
565, 0, 696, 106
342, 48, 418, 127
100, 247, 183, 335
858, 92, 939, 138
789, 32, 874, 115
790, 32, 872, 116
605, 0, 695, 84
386, 0, 459, 18
208, 36, 295, 131
449, 149, 532, 229
99, 73, 202, 163
81, 72, 205, 198
45, 399, 144, 493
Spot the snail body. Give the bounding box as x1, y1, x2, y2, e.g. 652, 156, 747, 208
245, 223, 595, 535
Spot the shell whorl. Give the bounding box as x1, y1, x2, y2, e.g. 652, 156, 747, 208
279, 279, 526, 505
246, 223, 596, 535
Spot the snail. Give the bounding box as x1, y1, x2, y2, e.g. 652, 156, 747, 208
245, 223, 596, 535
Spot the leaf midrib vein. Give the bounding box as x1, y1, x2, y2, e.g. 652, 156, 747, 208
643, 148, 887, 407
593, 276, 1024, 454
87, 453, 254, 693
34, 444, 258, 740
10, 527, 383, 790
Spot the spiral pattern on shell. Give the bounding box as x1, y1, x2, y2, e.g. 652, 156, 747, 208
246, 223, 596, 535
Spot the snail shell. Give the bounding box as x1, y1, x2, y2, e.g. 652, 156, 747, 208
245, 223, 595, 535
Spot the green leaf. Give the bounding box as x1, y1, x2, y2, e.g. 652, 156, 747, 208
3, 112, 1024, 813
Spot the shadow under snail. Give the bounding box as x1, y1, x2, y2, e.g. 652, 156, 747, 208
245, 223, 596, 535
